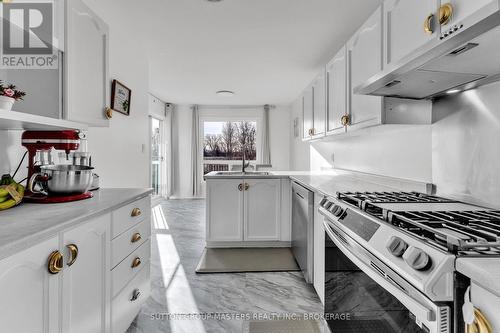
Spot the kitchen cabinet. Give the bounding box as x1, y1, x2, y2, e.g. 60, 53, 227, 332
347, 6, 385, 130
312, 70, 326, 138
0, 236, 60, 333
384, 0, 440, 66
61, 214, 110, 333
65, 0, 109, 127
302, 84, 314, 140
244, 179, 281, 241
326, 46, 348, 135
0, 195, 150, 333
206, 178, 288, 245
302, 71, 327, 140
440, 0, 498, 31
206, 179, 244, 241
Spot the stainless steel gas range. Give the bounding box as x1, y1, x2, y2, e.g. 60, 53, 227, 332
319, 191, 499, 333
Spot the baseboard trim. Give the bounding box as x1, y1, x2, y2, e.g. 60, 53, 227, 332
206, 241, 291, 248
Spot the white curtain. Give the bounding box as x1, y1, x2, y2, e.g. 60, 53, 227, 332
191, 105, 201, 197
260, 104, 271, 165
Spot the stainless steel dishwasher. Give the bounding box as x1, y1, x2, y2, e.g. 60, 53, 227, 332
291, 181, 314, 283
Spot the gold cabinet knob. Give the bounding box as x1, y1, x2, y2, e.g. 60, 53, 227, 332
244, 183, 249, 191
341, 115, 350, 127
66, 244, 78, 267
131, 257, 141, 269
424, 13, 435, 34
48, 251, 63, 274
238, 183, 243, 191
131, 208, 142, 217
439, 3, 453, 25
104, 107, 113, 119
466, 308, 493, 333
131, 233, 142, 243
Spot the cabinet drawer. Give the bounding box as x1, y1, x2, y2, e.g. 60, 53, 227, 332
112, 196, 150, 239
111, 265, 150, 333
112, 240, 150, 298
111, 219, 151, 268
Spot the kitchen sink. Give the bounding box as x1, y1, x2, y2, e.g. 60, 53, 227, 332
213, 171, 273, 176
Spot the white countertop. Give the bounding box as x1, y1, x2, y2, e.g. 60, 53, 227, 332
456, 258, 500, 297
0, 188, 152, 260
205, 169, 433, 197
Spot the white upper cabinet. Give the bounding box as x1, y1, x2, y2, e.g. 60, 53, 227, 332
65, 0, 109, 127
384, 0, 440, 66
326, 46, 347, 135
302, 84, 314, 140
439, 0, 498, 31
347, 6, 384, 130
312, 70, 326, 138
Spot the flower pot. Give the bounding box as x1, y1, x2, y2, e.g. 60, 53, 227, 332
0, 96, 15, 111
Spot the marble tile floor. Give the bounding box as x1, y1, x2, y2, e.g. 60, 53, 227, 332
127, 199, 323, 333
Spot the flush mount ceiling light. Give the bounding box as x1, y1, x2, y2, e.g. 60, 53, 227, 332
216, 90, 235, 97
446, 89, 461, 94
207, 0, 223, 2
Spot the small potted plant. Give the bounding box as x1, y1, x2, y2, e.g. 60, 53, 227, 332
0, 80, 26, 111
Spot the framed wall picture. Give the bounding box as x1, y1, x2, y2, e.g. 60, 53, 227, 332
111, 79, 131, 115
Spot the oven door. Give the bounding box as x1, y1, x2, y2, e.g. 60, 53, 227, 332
324, 218, 450, 333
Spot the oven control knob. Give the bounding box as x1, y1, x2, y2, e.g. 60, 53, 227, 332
386, 236, 408, 257
403, 246, 432, 271
330, 205, 344, 217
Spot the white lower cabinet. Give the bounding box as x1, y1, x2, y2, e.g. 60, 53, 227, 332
0, 237, 60, 333
206, 178, 287, 245
62, 214, 111, 333
0, 195, 151, 333
244, 179, 281, 241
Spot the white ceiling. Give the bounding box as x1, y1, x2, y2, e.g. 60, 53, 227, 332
88, 0, 383, 105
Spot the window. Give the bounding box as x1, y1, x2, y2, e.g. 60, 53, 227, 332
202, 121, 257, 174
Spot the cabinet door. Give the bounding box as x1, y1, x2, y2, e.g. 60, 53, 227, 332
385, 0, 440, 66
244, 179, 281, 241
312, 71, 326, 137
65, 0, 109, 126
302, 85, 314, 140
348, 6, 384, 130
61, 214, 110, 333
207, 179, 244, 241
326, 46, 347, 134
0, 237, 59, 333
440, 0, 497, 29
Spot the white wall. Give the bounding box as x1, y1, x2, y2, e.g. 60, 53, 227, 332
289, 97, 311, 171
432, 81, 500, 209
171, 105, 291, 198
83, 1, 150, 188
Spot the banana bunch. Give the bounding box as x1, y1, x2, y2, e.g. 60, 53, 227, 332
0, 174, 25, 211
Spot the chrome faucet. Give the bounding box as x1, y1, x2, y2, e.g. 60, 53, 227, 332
241, 141, 250, 173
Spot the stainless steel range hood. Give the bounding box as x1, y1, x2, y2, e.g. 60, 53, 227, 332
355, 9, 500, 100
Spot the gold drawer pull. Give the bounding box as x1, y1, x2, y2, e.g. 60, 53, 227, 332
244, 183, 249, 191
238, 183, 243, 191
439, 3, 453, 26
424, 13, 435, 34
131, 208, 142, 217
131, 233, 142, 243
131, 257, 142, 268
66, 244, 79, 266
130, 289, 141, 302
341, 115, 350, 127
48, 251, 63, 274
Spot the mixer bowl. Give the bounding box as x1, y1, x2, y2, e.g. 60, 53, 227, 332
40, 165, 94, 194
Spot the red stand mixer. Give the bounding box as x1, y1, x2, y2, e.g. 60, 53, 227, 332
22, 130, 94, 203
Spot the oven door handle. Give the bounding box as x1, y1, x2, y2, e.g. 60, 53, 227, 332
323, 219, 441, 327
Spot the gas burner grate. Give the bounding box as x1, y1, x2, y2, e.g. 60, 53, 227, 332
337, 191, 454, 207
389, 210, 500, 254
